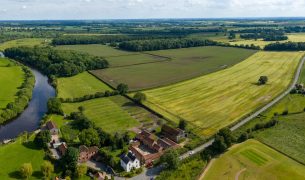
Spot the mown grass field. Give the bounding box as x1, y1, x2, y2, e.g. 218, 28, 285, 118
92, 46, 256, 90
0, 38, 48, 51
255, 113, 305, 165
62, 96, 140, 133
57, 71, 112, 99
0, 58, 24, 108
202, 139, 305, 180
56, 44, 169, 67
0, 135, 45, 180
143, 51, 303, 136
55, 44, 134, 57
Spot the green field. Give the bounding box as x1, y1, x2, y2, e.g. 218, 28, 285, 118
57, 71, 112, 99
0, 58, 25, 108
143, 52, 303, 136
203, 33, 305, 48
0, 135, 45, 179
56, 44, 169, 67
202, 139, 305, 180
0, 38, 48, 51
62, 96, 141, 133
91, 46, 256, 90
255, 113, 305, 165
55, 44, 134, 57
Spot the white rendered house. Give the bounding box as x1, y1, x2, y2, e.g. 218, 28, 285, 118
120, 151, 140, 172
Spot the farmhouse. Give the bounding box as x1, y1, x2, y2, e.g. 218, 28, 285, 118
78, 145, 99, 163
120, 151, 141, 172
46, 121, 59, 135
161, 124, 186, 142
129, 130, 179, 165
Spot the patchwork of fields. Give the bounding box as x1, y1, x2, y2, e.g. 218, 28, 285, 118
0, 58, 24, 108
201, 139, 305, 180
143, 52, 303, 136
57, 71, 112, 99
91, 46, 256, 90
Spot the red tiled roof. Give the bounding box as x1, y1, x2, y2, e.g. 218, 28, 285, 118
161, 125, 183, 136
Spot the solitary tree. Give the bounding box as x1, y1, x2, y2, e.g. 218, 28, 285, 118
41, 161, 54, 179
258, 76, 268, 85
79, 128, 100, 147
75, 164, 88, 178
20, 163, 33, 179
133, 92, 146, 104
117, 83, 129, 95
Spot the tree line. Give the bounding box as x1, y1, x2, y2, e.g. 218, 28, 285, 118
51, 34, 181, 46
119, 38, 218, 51
0, 65, 35, 124
4, 46, 109, 77
264, 42, 305, 51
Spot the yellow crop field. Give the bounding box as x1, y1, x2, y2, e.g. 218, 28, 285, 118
143, 51, 303, 136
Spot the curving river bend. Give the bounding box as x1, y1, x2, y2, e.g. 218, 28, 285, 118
0, 68, 55, 141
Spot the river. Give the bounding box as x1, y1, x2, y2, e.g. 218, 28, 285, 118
0, 68, 56, 141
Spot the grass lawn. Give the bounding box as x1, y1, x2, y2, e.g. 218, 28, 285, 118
0, 134, 45, 180
57, 71, 112, 99
0, 38, 48, 51
255, 113, 305, 165
62, 96, 140, 134
143, 51, 303, 136
202, 139, 305, 180
91, 46, 256, 91
0, 58, 25, 108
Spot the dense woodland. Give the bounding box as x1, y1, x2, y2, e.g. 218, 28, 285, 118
119, 38, 218, 51
4, 47, 109, 77
264, 42, 305, 51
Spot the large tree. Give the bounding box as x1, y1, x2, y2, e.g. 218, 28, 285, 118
34, 130, 51, 149
75, 164, 88, 178
47, 98, 63, 115
20, 163, 33, 179
79, 128, 100, 147
133, 92, 147, 104
62, 147, 79, 170
41, 161, 54, 179
117, 83, 129, 95
160, 149, 179, 170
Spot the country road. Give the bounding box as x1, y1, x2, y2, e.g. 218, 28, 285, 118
129, 56, 305, 179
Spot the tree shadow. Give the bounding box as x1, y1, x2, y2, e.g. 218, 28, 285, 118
22, 141, 42, 150
8, 170, 21, 179
122, 102, 136, 107
32, 170, 43, 179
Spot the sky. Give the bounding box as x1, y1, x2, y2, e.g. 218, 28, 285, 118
1, 0, 305, 20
